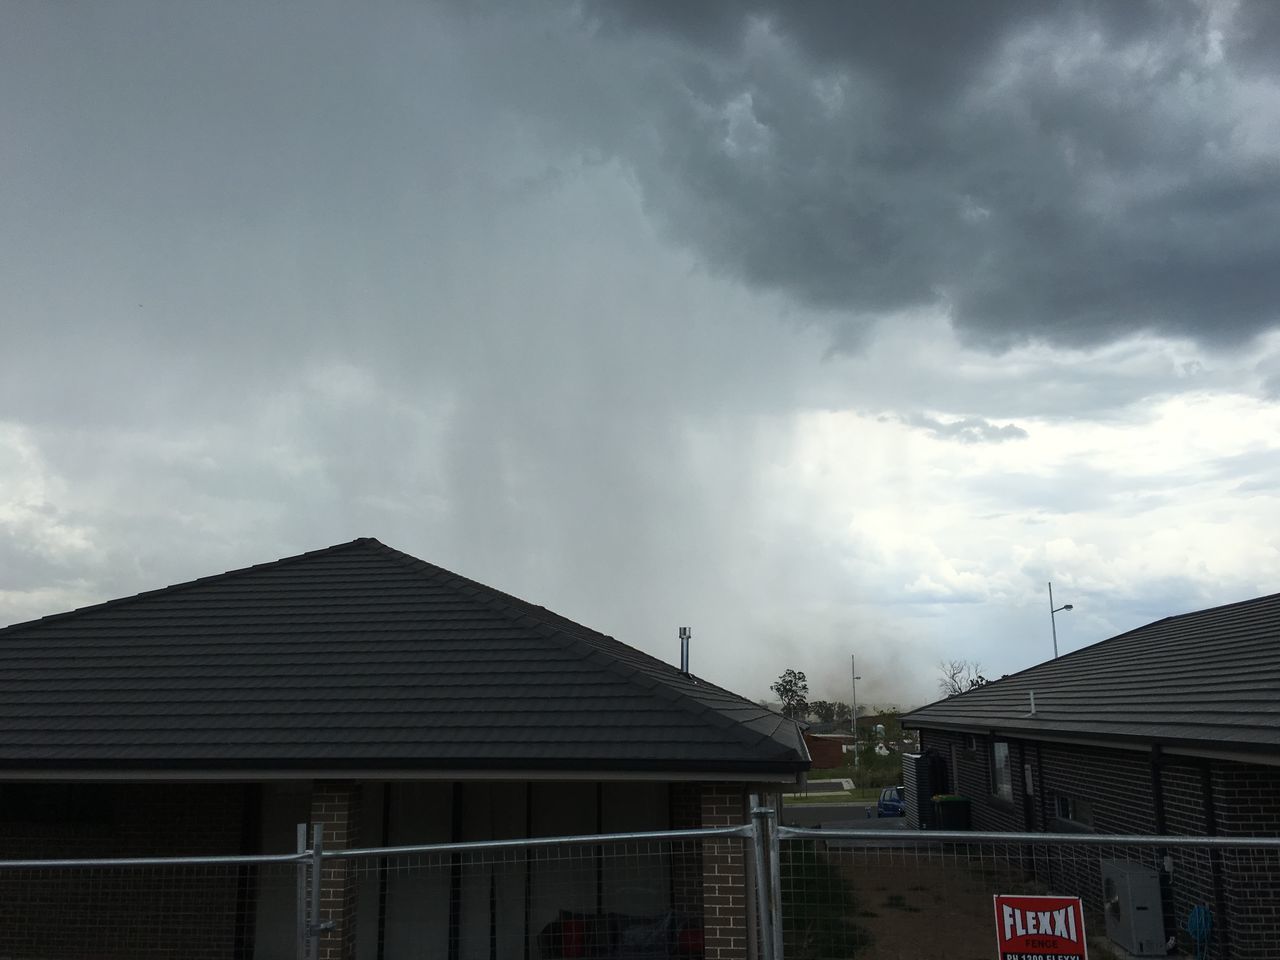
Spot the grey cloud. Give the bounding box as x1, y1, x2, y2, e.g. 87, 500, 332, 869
1232, 478, 1278, 496
897, 413, 1028, 444
571, 0, 1280, 350
1262, 373, 1280, 402
5, 1, 1280, 713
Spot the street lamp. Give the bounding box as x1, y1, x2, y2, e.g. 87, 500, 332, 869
851, 656, 862, 780
1048, 581, 1073, 659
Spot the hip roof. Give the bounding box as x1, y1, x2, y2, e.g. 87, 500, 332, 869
0, 539, 806, 776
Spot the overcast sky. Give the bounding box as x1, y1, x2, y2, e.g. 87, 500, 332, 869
4, 0, 1280, 710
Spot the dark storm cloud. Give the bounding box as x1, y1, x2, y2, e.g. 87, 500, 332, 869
578, 0, 1280, 349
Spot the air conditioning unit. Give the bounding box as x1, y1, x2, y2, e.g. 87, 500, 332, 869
1101, 860, 1165, 956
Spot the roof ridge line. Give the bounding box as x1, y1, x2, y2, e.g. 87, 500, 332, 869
365, 542, 787, 752
913, 590, 1280, 714
0, 538, 378, 638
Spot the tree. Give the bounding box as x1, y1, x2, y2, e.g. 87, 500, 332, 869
938, 659, 987, 697
810, 700, 837, 723
832, 701, 852, 723
771, 669, 810, 720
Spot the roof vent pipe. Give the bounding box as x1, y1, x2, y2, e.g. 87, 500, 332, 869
679, 627, 691, 674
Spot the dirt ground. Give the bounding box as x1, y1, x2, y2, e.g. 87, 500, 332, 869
788, 849, 1080, 960
814, 850, 1132, 960
844, 855, 1017, 960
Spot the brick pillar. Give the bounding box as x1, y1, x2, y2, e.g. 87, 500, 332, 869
311, 781, 362, 960
670, 783, 704, 918
700, 784, 748, 960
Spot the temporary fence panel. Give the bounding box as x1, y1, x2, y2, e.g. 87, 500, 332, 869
330, 826, 754, 960
775, 826, 1280, 960
0, 850, 307, 960
0, 824, 755, 960
7, 813, 1276, 960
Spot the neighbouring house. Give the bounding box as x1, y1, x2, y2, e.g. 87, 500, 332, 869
800, 732, 856, 769
902, 590, 1280, 959
0, 538, 808, 960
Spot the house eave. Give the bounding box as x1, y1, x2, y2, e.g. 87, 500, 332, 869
905, 717, 1280, 768
0, 757, 809, 783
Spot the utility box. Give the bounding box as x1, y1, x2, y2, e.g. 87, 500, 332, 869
1101, 860, 1165, 956
903, 754, 931, 829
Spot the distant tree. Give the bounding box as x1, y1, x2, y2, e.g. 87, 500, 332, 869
832, 701, 852, 723
810, 700, 837, 724
939, 660, 987, 697
771, 669, 810, 720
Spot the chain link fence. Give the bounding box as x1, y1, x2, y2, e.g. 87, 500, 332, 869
330, 829, 746, 960
776, 825, 1280, 960
0, 851, 305, 960
1, 813, 1278, 960
0, 826, 751, 960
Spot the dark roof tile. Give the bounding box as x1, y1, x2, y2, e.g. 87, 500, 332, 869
902, 591, 1280, 754
0, 538, 805, 774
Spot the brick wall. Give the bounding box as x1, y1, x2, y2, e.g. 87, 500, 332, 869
311, 780, 362, 960
918, 729, 1025, 831
699, 784, 750, 960
1206, 760, 1280, 958
801, 735, 848, 769
917, 729, 1280, 959
0, 782, 250, 960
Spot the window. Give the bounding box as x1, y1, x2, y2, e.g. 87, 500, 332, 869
1053, 794, 1094, 827
990, 742, 1013, 802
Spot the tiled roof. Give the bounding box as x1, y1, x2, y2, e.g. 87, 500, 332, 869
0, 539, 806, 775
902, 591, 1280, 756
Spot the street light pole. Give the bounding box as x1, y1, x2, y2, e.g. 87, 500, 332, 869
1049, 582, 1074, 659
851, 655, 862, 780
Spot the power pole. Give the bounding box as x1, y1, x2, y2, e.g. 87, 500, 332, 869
851, 655, 861, 780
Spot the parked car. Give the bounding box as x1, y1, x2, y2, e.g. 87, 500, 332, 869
876, 785, 905, 817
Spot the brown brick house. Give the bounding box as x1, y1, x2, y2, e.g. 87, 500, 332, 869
0, 539, 808, 960
800, 732, 854, 769
902, 591, 1280, 959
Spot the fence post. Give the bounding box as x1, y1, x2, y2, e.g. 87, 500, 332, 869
309, 823, 324, 960
749, 796, 776, 960
297, 823, 308, 960
767, 804, 783, 960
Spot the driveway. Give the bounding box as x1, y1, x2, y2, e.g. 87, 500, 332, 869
781, 802, 909, 830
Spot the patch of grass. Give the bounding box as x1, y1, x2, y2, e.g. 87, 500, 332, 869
784, 791, 856, 805
781, 841, 874, 959
806, 768, 852, 780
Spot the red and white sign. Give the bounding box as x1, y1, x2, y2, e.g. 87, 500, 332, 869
993, 894, 1088, 960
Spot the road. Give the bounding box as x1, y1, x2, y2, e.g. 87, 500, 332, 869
780, 802, 909, 830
